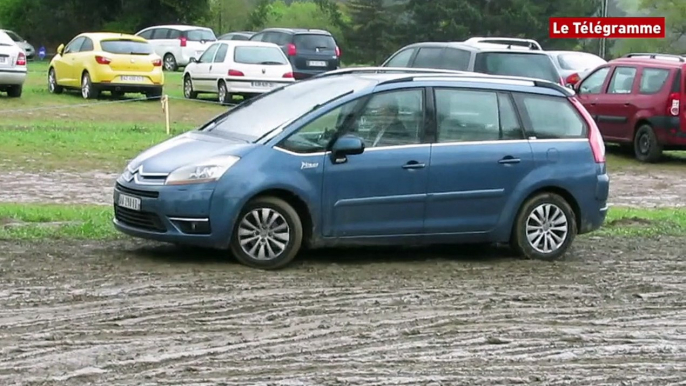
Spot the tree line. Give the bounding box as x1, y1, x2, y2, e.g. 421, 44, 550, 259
0, 0, 683, 64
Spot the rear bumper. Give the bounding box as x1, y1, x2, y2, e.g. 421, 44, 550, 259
0, 69, 27, 86
292, 68, 337, 80
579, 170, 609, 235
95, 83, 162, 94
225, 78, 295, 94
651, 116, 686, 147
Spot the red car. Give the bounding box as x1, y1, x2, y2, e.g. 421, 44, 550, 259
572, 53, 686, 162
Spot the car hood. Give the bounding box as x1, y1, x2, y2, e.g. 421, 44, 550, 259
126, 131, 256, 174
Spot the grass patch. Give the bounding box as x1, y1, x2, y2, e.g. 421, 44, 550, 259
0, 61, 228, 171
0, 203, 684, 241
0, 204, 118, 240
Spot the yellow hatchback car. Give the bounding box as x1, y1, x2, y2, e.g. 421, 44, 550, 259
48, 33, 165, 99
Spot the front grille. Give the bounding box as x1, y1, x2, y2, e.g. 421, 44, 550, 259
115, 182, 159, 198
114, 206, 166, 232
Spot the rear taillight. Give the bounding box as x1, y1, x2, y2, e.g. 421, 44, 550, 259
95, 55, 111, 65
180, 37, 187, 47
283, 72, 293, 78
570, 96, 605, 163
152, 58, 162, 66
228, 69, 244, 76
335, 46, 341, 57
287, 43, 296, 56
15, 52, 26, 66
667, 92, 680, 116
565, 73, 580, 85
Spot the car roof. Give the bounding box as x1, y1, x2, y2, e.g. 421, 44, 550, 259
610, 54, 686, 68
400, 41, 550, 55
217, 40, 282, 48
260, 27, 332, 35
141, 25, 212, 31
77, 32, 145, 41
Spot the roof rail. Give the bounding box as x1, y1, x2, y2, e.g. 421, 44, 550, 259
463, 37, 542, 51
310, 67, 470, 79
622, 53, 685, 62
380, 73, 573, 96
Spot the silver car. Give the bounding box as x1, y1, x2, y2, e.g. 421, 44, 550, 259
1, 29, 35, 59
547, 50, 606, 86
0, 30, 27, 97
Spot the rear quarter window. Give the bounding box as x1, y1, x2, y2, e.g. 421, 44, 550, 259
639, 68, 671, 94
474, 52, 560, 83
100, 40, 153, 55
514, 93, 587, 139
234, 46, 288, 65
294, 34, 335, 50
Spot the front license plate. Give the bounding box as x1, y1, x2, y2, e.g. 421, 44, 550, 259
121, 75, 144, 82
251, 81, 274, 88
117, 193, 141, 211
308, 60, 327, 67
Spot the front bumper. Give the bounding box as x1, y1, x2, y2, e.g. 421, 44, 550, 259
112, 181, 241, 249
0, 69, 27, 86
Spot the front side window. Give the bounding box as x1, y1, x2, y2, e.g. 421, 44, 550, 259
578, 67, 610, 94
515, 94, 587, 139
64, 37, 85, 54
384, 48, 415, 67
412, 47, 444, 68
198, 43, 219, 63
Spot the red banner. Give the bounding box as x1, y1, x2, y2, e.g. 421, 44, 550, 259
549, 17, 666, 39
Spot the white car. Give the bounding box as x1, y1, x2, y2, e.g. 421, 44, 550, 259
0, 30, 26, 97
182, 40, 296, 105
135, 25, 216, 71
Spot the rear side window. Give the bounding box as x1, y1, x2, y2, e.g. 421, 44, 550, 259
474, 52, 560, 83
439, 48, 470, 71
101, 40, 153, 55
234, 46, 287, 65
294, 34, 335, 50
639, 68, 670, 94
412, 47, 444, 68
186, 29, 216, 41
608, 66, 637, 94
515, 94, 587, 139
168, 29, 181, 39
152, 29, 169, 39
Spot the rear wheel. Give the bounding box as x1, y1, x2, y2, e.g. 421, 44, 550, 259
48, 67, 63, 94
511, 192, 576, 261
7, 85, 22, 98
634, 124, 662, 163
229, 196, 303, 270
163, 54, 177, 71
217, 81, 232, 105
80, 72, 99, 99
145, 87, 163, 100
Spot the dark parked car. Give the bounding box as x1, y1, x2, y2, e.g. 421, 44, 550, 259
218, 31, 255, 41
249, 28, 340, 80
574, 53, 686, 162
381, 37, 564, 85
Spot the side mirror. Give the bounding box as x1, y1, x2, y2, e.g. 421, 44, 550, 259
189, 57, 197, 63
56, 44, 64, 56
330, 134, 364, 164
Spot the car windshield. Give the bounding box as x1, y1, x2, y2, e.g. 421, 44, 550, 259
201, 76, 377, 141
100, 39, 153, 55
294, 34, 336, 50
474, 52, 561, 83
187, 29, 216, 42
558, 52, 607, 70
234, 46, 287, 65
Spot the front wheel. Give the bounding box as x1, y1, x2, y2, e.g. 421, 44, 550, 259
48, 68, 63, 94
634, 124, 662, 163
183, 75, 197, 99
230, 196, 303, 270
511, 192, 577, 261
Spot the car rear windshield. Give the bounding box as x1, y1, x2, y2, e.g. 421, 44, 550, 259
558, 52, 606, 71
234, 46, 287, 65
101, 40, 153, 55
186, 29, 216, 42
0, 32, 13, 45
4, 31, 22, 42
474, 52, 560, 83
294, 34, 335, 50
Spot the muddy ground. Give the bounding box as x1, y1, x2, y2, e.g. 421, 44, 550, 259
3, 166, 686, 207
1, 236, 685, 385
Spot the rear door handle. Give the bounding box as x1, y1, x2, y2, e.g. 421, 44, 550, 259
498, 156, 521, 164
402, 161, 426, 169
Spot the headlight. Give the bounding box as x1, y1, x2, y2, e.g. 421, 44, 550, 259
165, 155, 240, 185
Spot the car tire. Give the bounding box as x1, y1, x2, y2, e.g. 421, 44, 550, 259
163, 54, 177, 72
511, 192, 577, 261
634, 124, 662, 163
80, 72, 99, 100
111, 90, 125, 98
217, 81, 231, 105
7, 85, 22, 98
183, 75, 197, 99
145, 87, 163, 100
229, 196, 303, 270
48, 67, 63, 94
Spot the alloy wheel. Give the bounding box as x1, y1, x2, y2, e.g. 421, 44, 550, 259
237, 208, 290, 261
525, 203, 569, 254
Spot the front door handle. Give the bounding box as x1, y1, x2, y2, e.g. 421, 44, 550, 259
498, 156, 521, 164
402, 160, 426, 169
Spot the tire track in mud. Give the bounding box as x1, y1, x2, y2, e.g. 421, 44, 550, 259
1, 237, 685, 385
2, 168, 686, 208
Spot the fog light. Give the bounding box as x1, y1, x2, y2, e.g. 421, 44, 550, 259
170, 218, 211, 234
